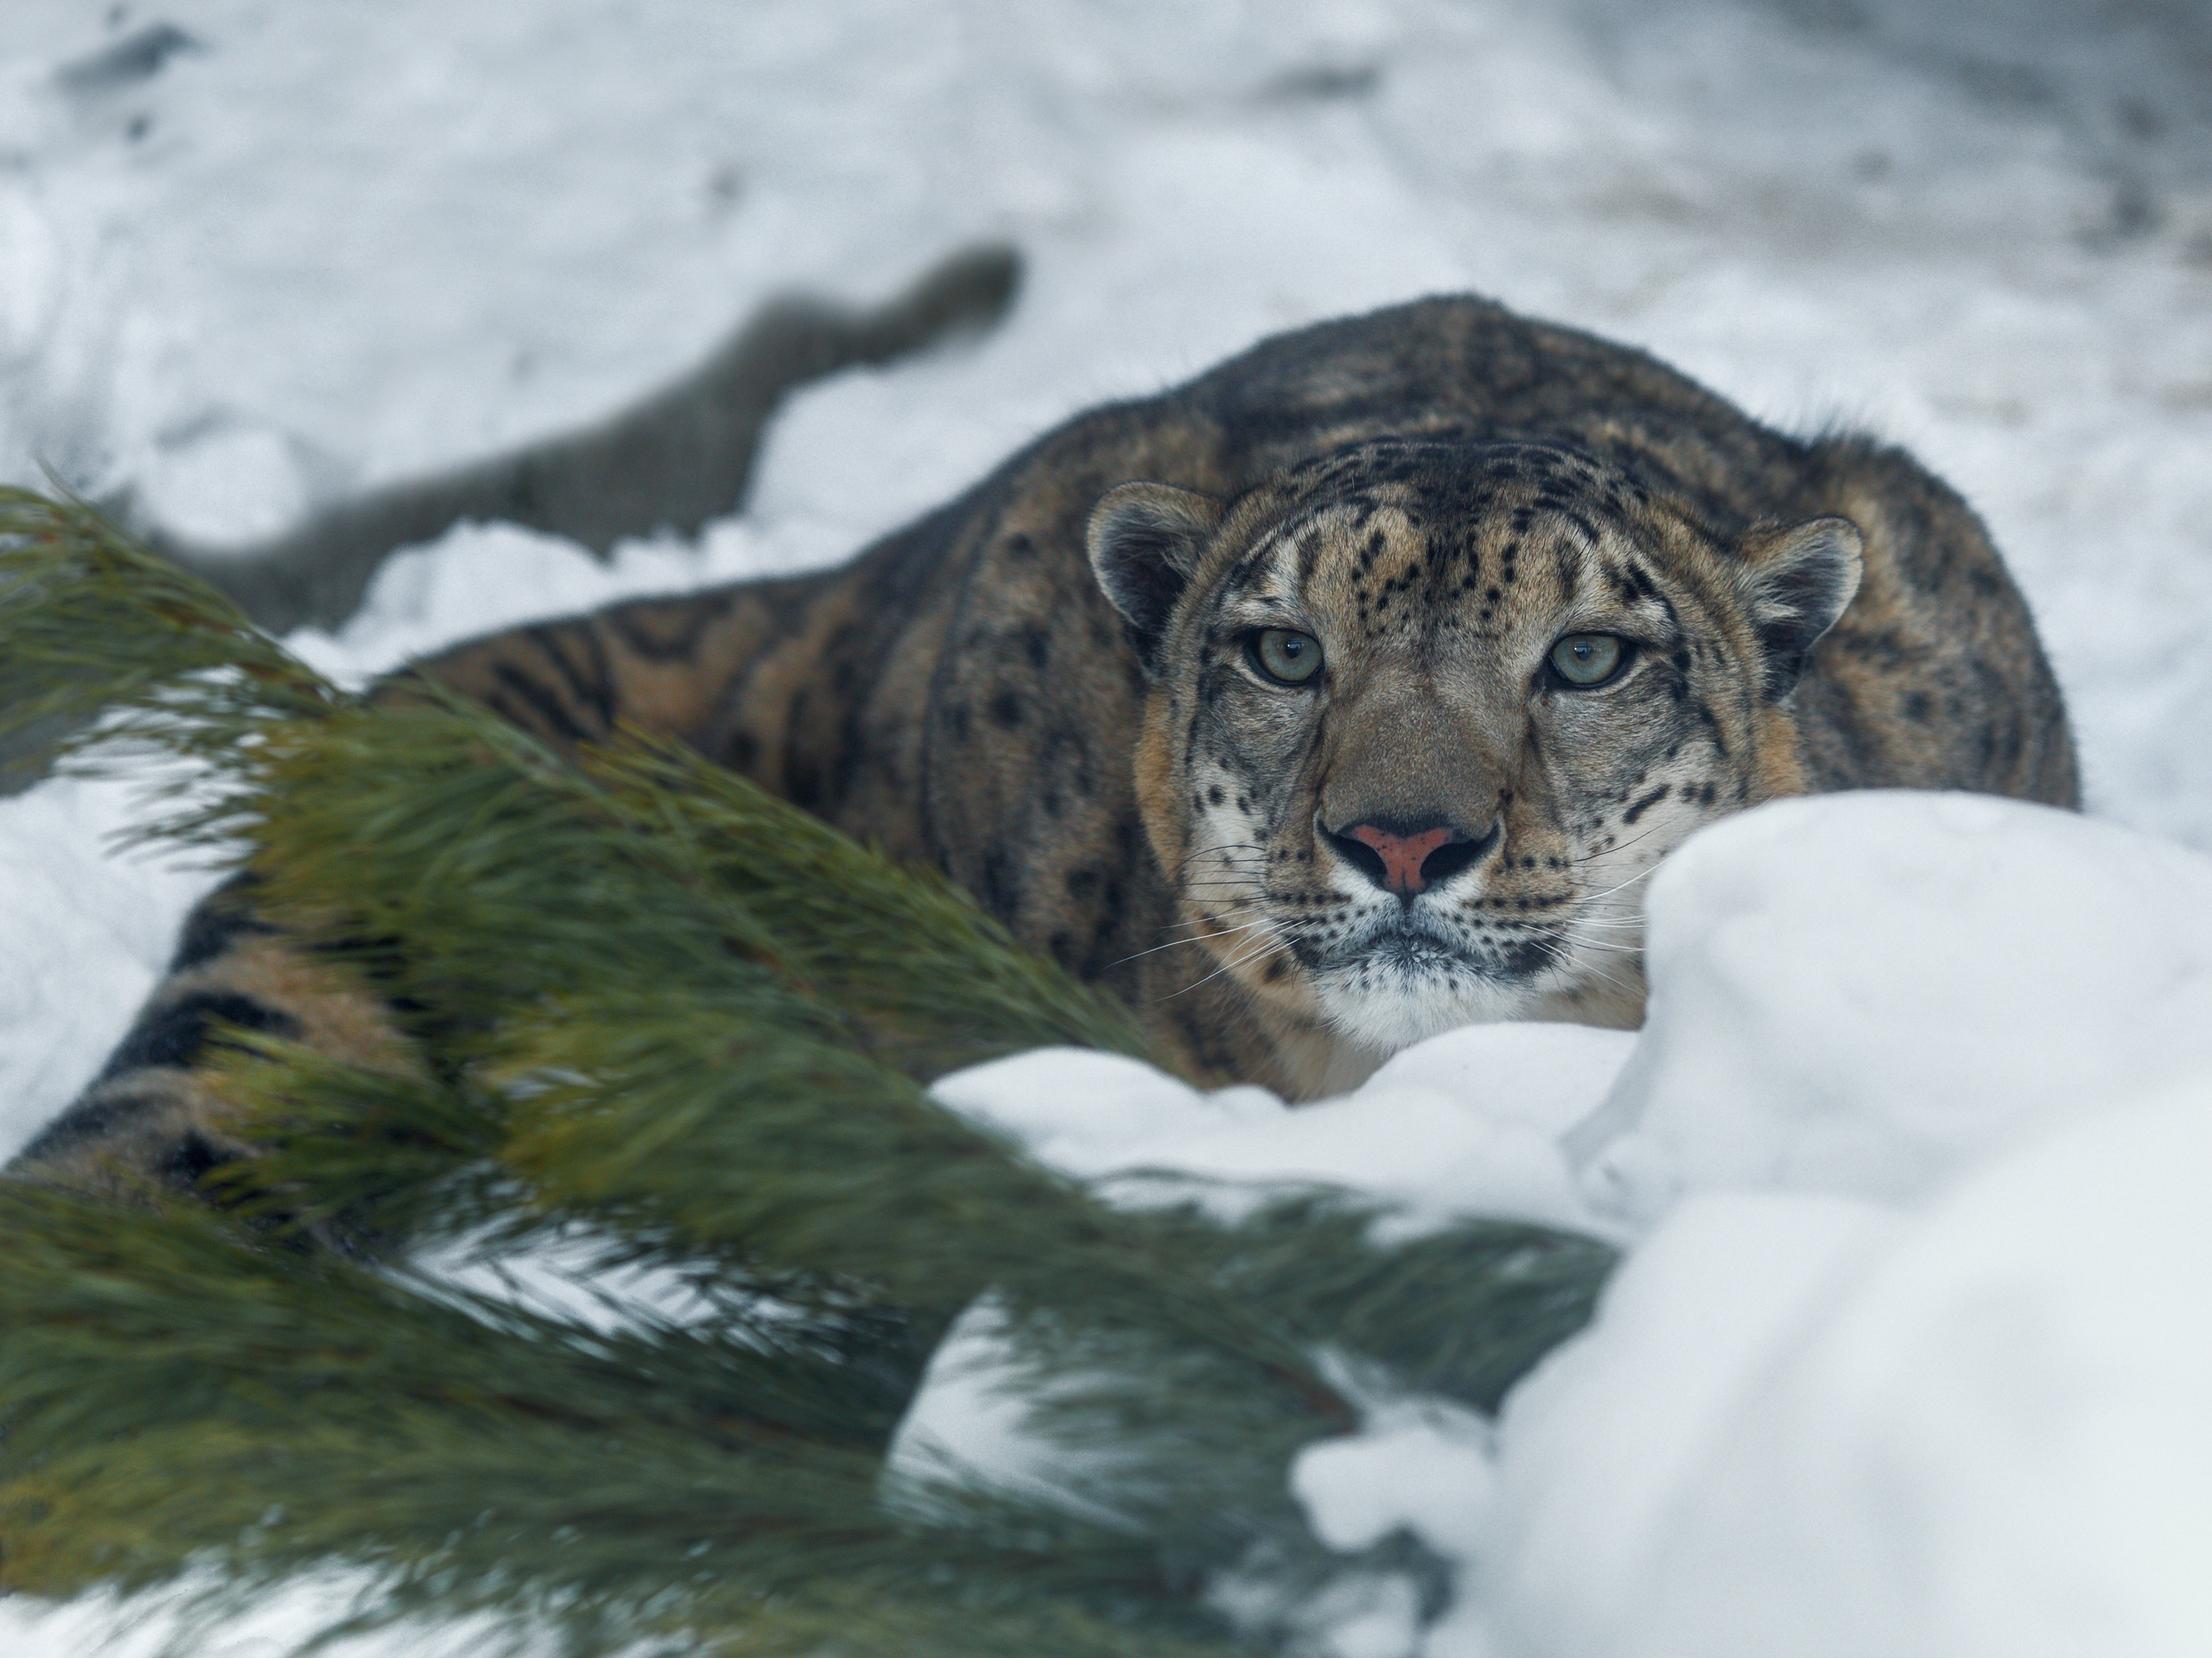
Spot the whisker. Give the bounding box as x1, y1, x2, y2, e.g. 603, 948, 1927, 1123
1111, 918, 1272, 967
1566, 821, 1672, 870
1578, 861, 1663, 906
1156, 924, 1292, 1001
1217, 932, 1294, 979
1529, 941, 1640, 998
1563, 938, 1646, 956
1519, 921, 1646, 994
1173, 841, 1271, 871
1162, 912, 1263, 936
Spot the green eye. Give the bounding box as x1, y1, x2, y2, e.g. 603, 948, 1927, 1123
1249, 628, 1324, 685
1549, 633, 1625, 687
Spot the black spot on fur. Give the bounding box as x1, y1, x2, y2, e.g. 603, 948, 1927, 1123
979, 848, 1021, 919
1498, 939, 1553, 977
99, 992, 301, 1081
990, 690, 1025, 729
169, 896, 279, 973
525, 624, 618, 732
159, 1131, 238, 1189
15, 1091, 165, 1160
604, 589, 737, 662
489, 664, 590, 744
786, 755, 823, 810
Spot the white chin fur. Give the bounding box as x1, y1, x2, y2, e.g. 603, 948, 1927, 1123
1312, 963, 1538, 1054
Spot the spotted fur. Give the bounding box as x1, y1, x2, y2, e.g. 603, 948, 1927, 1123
14, 294, 2076, 1196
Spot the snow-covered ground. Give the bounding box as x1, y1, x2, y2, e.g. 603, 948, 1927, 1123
4, 2, 2212, 1653
923, 794, 2212, 1657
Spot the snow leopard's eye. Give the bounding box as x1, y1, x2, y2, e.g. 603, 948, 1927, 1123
1548, 633, 1626, 687
1248, 628, 1324, 685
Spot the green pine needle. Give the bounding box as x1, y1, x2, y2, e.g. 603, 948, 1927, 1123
0, 490, 1617, 1654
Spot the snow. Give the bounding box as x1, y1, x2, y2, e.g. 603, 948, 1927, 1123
916, 798, 2212, 1658
0, 769, 220, 1158
932, 1032, 1623, 1235
7, 1, 2212, 1653
1582, 792, 2212, 1214
1620, 1081, 2212, 1658
1483, 1192, 1900, 1658
0, 1577, 551, 1658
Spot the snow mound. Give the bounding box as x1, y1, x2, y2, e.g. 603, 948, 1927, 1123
933, 1022, 1634, 1235
1627, 1073, 2212, 1658
1585, 791, 2212, 1216
917, 793, 2212, 1658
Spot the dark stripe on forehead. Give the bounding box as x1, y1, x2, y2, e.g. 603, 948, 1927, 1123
1225, 531, 1285, 595
1240, 435, 1684, 613
1295, 517, 1340, 583
1551, 538, 1579, 603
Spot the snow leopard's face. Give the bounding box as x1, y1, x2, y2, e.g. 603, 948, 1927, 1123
1089, 438, 1861, 1055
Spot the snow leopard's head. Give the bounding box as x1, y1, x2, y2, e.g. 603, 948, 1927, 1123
1089, 436, 1861, 1052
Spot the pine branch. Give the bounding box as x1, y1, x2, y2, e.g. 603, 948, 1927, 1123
0, 485, 336, 815
0, 492, 1619, 1654
1132, 1194, 1618, 1414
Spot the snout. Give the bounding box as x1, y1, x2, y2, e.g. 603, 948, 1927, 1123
1320, 816, 1498, 897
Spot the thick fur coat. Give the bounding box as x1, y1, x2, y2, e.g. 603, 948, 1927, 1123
17, 295, 2075, 1193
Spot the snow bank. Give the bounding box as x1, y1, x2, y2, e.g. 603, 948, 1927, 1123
916, 794, 2212, 1658
932, 1024, 1632, 1237
1625, 1077, 2212, 1658
1585, 792, 2212, 1214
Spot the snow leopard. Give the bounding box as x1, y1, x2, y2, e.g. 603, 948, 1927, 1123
14, 293, 2076, 1196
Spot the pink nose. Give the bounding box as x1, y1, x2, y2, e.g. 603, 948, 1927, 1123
1346, 823, 1456, 895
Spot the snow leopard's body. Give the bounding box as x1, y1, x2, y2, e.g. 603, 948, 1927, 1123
15, 294, 2076, 1197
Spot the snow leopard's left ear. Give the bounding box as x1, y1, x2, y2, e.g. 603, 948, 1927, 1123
1735, 517, 1863, 700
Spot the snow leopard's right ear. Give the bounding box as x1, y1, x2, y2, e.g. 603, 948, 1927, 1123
1087, 483, 1225, 675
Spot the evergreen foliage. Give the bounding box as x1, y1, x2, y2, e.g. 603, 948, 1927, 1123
0, 488, 1618, 1654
